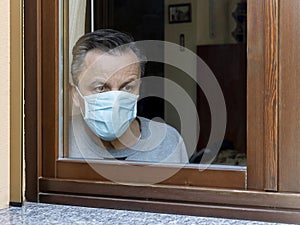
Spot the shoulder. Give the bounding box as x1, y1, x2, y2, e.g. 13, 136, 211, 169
137, 117, 188, 163
138, 116, 181, 139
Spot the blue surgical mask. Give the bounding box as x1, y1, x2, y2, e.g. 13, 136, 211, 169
76, 87, 139, 141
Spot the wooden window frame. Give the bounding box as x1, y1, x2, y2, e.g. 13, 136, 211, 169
37, 0, 247, 189
24, 0, 300, 223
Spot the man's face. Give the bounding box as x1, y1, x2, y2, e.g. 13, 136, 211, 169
73, 49, 141, 107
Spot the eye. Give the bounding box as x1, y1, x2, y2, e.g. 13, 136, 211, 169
122, 84, 133, 92
95, 85, 105, 93
121, 79, 140, 92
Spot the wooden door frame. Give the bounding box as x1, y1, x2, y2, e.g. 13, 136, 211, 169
24, 0, 40, 202
24, 0, 300, 223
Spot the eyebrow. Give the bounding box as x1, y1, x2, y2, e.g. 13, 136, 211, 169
119, 77, 139, 89
88, 79, 106, 88
87, 76, 139, 89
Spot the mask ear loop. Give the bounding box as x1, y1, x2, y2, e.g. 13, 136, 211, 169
75, 86, 88, 119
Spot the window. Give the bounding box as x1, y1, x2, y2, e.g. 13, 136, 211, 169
24, 0, 247, 189
62, 0, 247, 168
26, 0, 300, 222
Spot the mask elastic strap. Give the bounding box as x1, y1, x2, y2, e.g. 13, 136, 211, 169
75, 86, 87, 119
75, 86, 85, 99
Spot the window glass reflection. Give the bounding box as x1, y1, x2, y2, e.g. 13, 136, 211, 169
63, 0, 247, 166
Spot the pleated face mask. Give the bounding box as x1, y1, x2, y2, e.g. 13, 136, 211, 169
76, 87, 139, 141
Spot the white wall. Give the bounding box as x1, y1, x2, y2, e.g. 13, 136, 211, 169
0, 0, 10, 209
164, 0, 241, 157
164, 0, 198, 157
197, 0, 240, 45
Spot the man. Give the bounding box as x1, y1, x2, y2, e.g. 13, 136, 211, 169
69, 29, 188, 163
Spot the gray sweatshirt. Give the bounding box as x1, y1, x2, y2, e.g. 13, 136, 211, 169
68, 115, 189, 164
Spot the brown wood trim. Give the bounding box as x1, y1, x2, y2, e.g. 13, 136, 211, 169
39, 193, 300, 224
278, 0, 300, 193
41, 0, 59, 177
263, 0, 279, 191
24, 0, 39, 202
56, 160, 246, 189
247, 0, 265, 190
39, 178, 300, 211
247, 0, 280, 191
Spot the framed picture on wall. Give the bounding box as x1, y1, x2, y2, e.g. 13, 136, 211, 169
168, 3, 191, 24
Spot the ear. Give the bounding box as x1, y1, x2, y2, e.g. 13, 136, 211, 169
70, 84, 81, 108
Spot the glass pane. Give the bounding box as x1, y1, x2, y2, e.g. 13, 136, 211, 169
60, 0, 247, 167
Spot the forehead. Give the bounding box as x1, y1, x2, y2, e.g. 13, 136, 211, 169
82, 49, 140, 78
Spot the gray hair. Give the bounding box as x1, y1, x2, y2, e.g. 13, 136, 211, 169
71, 29, 146, 85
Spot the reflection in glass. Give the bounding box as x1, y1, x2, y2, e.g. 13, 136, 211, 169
61, 0, 247, 166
